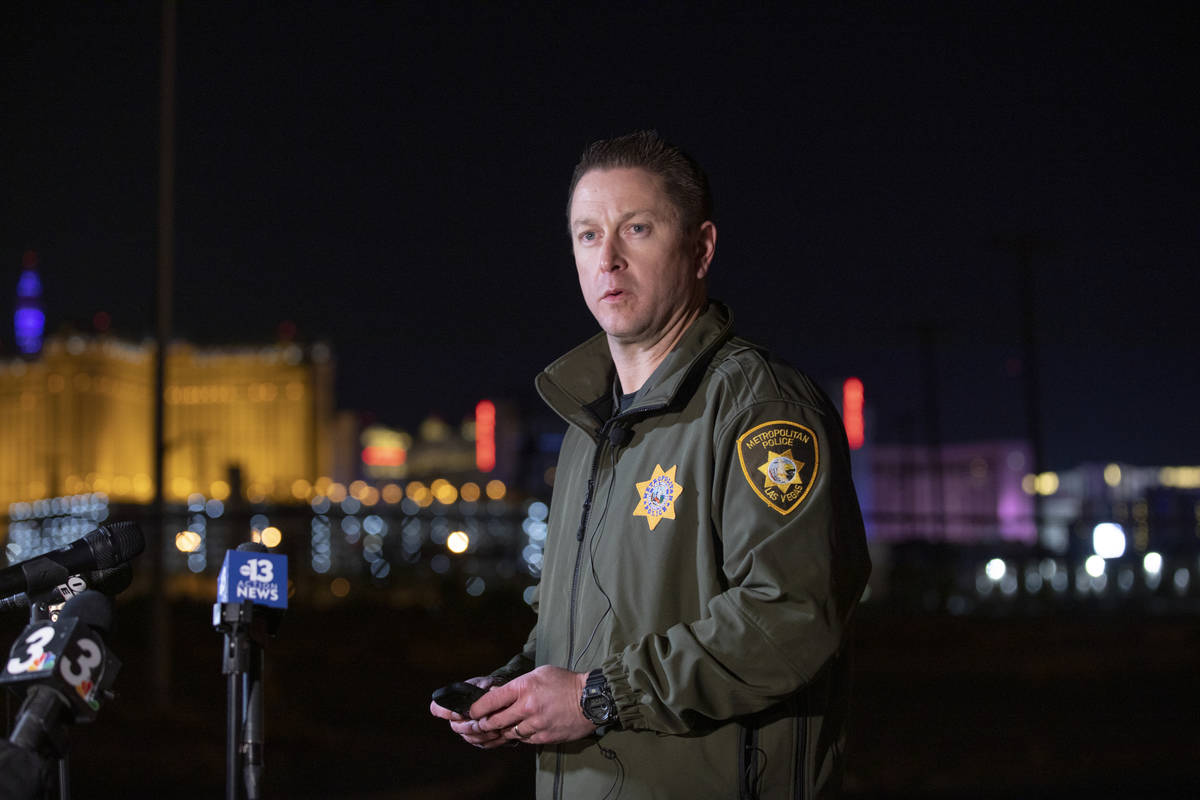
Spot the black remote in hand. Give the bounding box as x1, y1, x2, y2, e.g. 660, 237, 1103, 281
432, 681, 487, 716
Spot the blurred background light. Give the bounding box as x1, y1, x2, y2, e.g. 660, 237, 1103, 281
1092, 522, 1126, 559
1159, 466, 1200, 488
446, 531, 469, 554
1103, 463, 1122, 487
175, 530, 202, 553
985, 558, 1006, 581
261, 526, 282, 548
1172, 568, 1190, 594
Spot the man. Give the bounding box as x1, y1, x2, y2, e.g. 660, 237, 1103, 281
430, 130, 871, 799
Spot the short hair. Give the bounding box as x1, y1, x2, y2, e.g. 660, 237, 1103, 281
567, 130, 713, 233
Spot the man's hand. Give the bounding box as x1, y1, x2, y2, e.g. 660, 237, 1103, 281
472, 666, 597, 746
429, 676, 509, 750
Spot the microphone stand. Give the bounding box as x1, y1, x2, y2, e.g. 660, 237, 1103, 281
213, 600, 279, 800
26, 568, 70, 800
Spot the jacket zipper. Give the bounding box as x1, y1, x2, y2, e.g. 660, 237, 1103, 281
564, 409, 655, 664
556, 422, 613, 800
739, 722, 760, 799
553, 408, 661, 800
793, 694, 807, 800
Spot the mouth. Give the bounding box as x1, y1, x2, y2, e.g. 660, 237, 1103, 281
601, 289, 624, 302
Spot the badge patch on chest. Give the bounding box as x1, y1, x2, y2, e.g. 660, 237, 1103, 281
736, 421, 819, 514
633, 464, 683, 531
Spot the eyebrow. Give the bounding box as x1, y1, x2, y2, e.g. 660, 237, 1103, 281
570, 209, 660, 230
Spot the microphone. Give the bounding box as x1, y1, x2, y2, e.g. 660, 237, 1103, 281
214, 541, 286, 800
608, 424, 634, 448
0, 523, 144, 600
1, 591, 121, 757
0, 564, 133, 613
236, 542, 269, 800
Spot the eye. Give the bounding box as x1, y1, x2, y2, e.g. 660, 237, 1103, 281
578, 230, 597, 243
628, 223, 648, 235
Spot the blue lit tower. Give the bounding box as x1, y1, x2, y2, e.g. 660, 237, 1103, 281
14, 250, 46, 357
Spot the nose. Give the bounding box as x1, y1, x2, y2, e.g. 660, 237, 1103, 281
598, 236, 625, 272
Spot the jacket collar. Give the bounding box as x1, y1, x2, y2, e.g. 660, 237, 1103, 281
536, 300, 735, 435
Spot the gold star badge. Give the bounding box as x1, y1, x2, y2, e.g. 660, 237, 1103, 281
757, 449, 805, 491
633, 464, 683, 531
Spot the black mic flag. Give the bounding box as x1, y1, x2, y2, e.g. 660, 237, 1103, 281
1, 590, 121, 754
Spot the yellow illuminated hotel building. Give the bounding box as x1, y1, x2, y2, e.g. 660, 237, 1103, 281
0, 334, 340, 510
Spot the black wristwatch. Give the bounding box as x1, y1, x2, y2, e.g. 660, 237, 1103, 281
580, 668, 618, 727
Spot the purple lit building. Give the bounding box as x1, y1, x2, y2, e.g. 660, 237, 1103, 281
864, 441, 1035, 543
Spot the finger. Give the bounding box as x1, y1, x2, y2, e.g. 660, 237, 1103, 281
513, 727, 549, 746
471, 735, 514, 750
458, 734, 501, 753
429, 700, 464, 721
469, 681, 518, 720
449, 718, 487, 736
456, 721, 507, 748
477, 705, 527, 734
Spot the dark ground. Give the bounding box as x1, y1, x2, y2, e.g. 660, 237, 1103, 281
4, 588, 1198, 799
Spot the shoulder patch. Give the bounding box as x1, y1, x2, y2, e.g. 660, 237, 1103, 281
736, 420, 819, 515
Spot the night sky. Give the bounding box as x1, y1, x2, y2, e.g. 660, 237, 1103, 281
3, 2, 1197, 469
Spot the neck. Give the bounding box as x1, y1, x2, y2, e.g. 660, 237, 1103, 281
609, 302, 703, 394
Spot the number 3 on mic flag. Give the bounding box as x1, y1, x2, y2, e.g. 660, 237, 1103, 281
0, 616, 117, 717
217, 551, 288, 609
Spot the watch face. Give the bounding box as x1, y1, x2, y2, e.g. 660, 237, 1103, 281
581, 670, 616, 725
584, 694, 614, 724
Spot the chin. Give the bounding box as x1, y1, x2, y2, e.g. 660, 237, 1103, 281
593, 308, 629, 333
603, 324, 652, 345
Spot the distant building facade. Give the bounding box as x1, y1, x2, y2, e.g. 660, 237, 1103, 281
861, 439, 1199, 558
0, 334, 341, 509
865, 441, 1035, 543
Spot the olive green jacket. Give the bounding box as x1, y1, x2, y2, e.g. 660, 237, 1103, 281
495, 301, 870, 799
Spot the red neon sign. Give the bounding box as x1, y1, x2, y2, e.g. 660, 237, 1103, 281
843, 377, 864, 450
362, 446, 406, 467
476, 399, 496, 472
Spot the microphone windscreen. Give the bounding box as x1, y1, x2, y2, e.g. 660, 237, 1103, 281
236, 542, 269, 553
91, 563, 133, 597
103, 522, 145, 563
59, 590, 115, 633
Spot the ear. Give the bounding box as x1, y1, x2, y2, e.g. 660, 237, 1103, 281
694, 221, 717, 279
